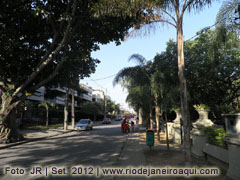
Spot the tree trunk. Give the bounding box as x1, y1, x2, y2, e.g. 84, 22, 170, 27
0, 107, 23, 144
71, 90, 75, 129
138, 108, 143, 125
64, 88, 69, 131
149, 107, 153, 129
0, 93, 13, 123
177, 19, 191, 162
155, 104, 160, 133
155, 104, 161, 142
46, 110, 49, 128
165, 113, 170, 151
0, 93, 24, 143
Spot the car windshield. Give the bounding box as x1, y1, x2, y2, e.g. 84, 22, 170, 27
79, 119, 88, 124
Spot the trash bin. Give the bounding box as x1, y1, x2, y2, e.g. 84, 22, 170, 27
146, 129, 154, 148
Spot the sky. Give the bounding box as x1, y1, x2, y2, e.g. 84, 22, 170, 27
82, 1, 223, 112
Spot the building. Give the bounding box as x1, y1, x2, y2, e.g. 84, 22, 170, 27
92, 89, 110, 102
20, 84, 93, 124
79, 84, 93, 103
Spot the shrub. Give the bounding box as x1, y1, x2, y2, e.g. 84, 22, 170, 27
203, 127, 228, 149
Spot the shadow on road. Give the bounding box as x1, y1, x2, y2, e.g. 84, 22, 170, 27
0, 121, 128, 180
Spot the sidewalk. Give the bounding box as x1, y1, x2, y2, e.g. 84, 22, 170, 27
0, 125, 75, 150
114, 129, 229, 180
0, 121, 104, 150
0, 121, 108, 150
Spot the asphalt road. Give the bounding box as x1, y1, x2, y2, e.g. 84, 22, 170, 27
0, 121, 126, 180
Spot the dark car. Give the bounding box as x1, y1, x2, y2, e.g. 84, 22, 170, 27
102, 118, 112, 124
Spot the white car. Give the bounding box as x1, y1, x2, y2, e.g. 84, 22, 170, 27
75, 119, 93, 131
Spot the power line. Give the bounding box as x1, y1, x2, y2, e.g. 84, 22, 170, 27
90, 78, 106, 90
82, 73, 118, 82
185, 22, 219, 42
92, 74, 118, 81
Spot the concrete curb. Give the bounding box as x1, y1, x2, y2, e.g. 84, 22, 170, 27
0, 129, 75, 150
0, 122, 104, 150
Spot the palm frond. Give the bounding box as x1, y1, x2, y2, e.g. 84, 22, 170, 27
216, 0, 240, 30
184, 0, 214, 13
128, 54, 147, 65
113, 67, 138, 86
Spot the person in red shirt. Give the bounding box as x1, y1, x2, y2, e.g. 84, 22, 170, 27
121, 118, 129, 133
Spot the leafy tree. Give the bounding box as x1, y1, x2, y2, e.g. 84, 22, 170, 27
0, 0, 145, 142
38, 101, 55, 128
185, 27, 240, 118
47, 54, 100, 130
152, 41, 180, 134
126, 85, 152, 126
80, 101, 103, 121
105, 99, 120, 116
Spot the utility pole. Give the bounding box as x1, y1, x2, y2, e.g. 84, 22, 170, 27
104, 89, 107, 119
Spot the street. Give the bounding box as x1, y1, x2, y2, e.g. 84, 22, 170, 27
0, 121, 126, 180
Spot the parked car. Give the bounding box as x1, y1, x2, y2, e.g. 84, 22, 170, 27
75, 119, 93, 131
102, 118, 112, 124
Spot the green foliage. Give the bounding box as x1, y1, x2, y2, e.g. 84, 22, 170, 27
19, 100, 34, 111
0, 0, 143, 121
152, 40, 179, 111
114, 54, 152, 116
203, 127, 228, 149
80, 101, 103, 116
126, 85, 152, 114
193, 104, 210, 111
38, 101, 55, 111
185, 27, 240, 117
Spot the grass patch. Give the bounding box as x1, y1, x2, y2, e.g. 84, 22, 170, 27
21, 123, 63, 130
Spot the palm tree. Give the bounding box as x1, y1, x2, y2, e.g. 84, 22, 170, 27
38, 101, 55, 128
129, 0, 215, 162
216, 0, 240, 30
126, 85, 152, 126
113, 54, 153, 128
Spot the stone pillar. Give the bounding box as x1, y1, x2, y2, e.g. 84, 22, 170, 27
223, 114, 240, 180
173, 111, 182, 144
167, 122, 174, 135
191, 110, 214, 157
225, 135, 240, 180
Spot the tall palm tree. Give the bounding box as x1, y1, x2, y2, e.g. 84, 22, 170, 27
38, 101, 55, 128
129, 0, 215, 162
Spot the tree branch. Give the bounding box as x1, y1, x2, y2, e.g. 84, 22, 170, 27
31, 55, 67, 92
161, 9, 177, 24
150, 19, 176, 28
11, 0, 77, 101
